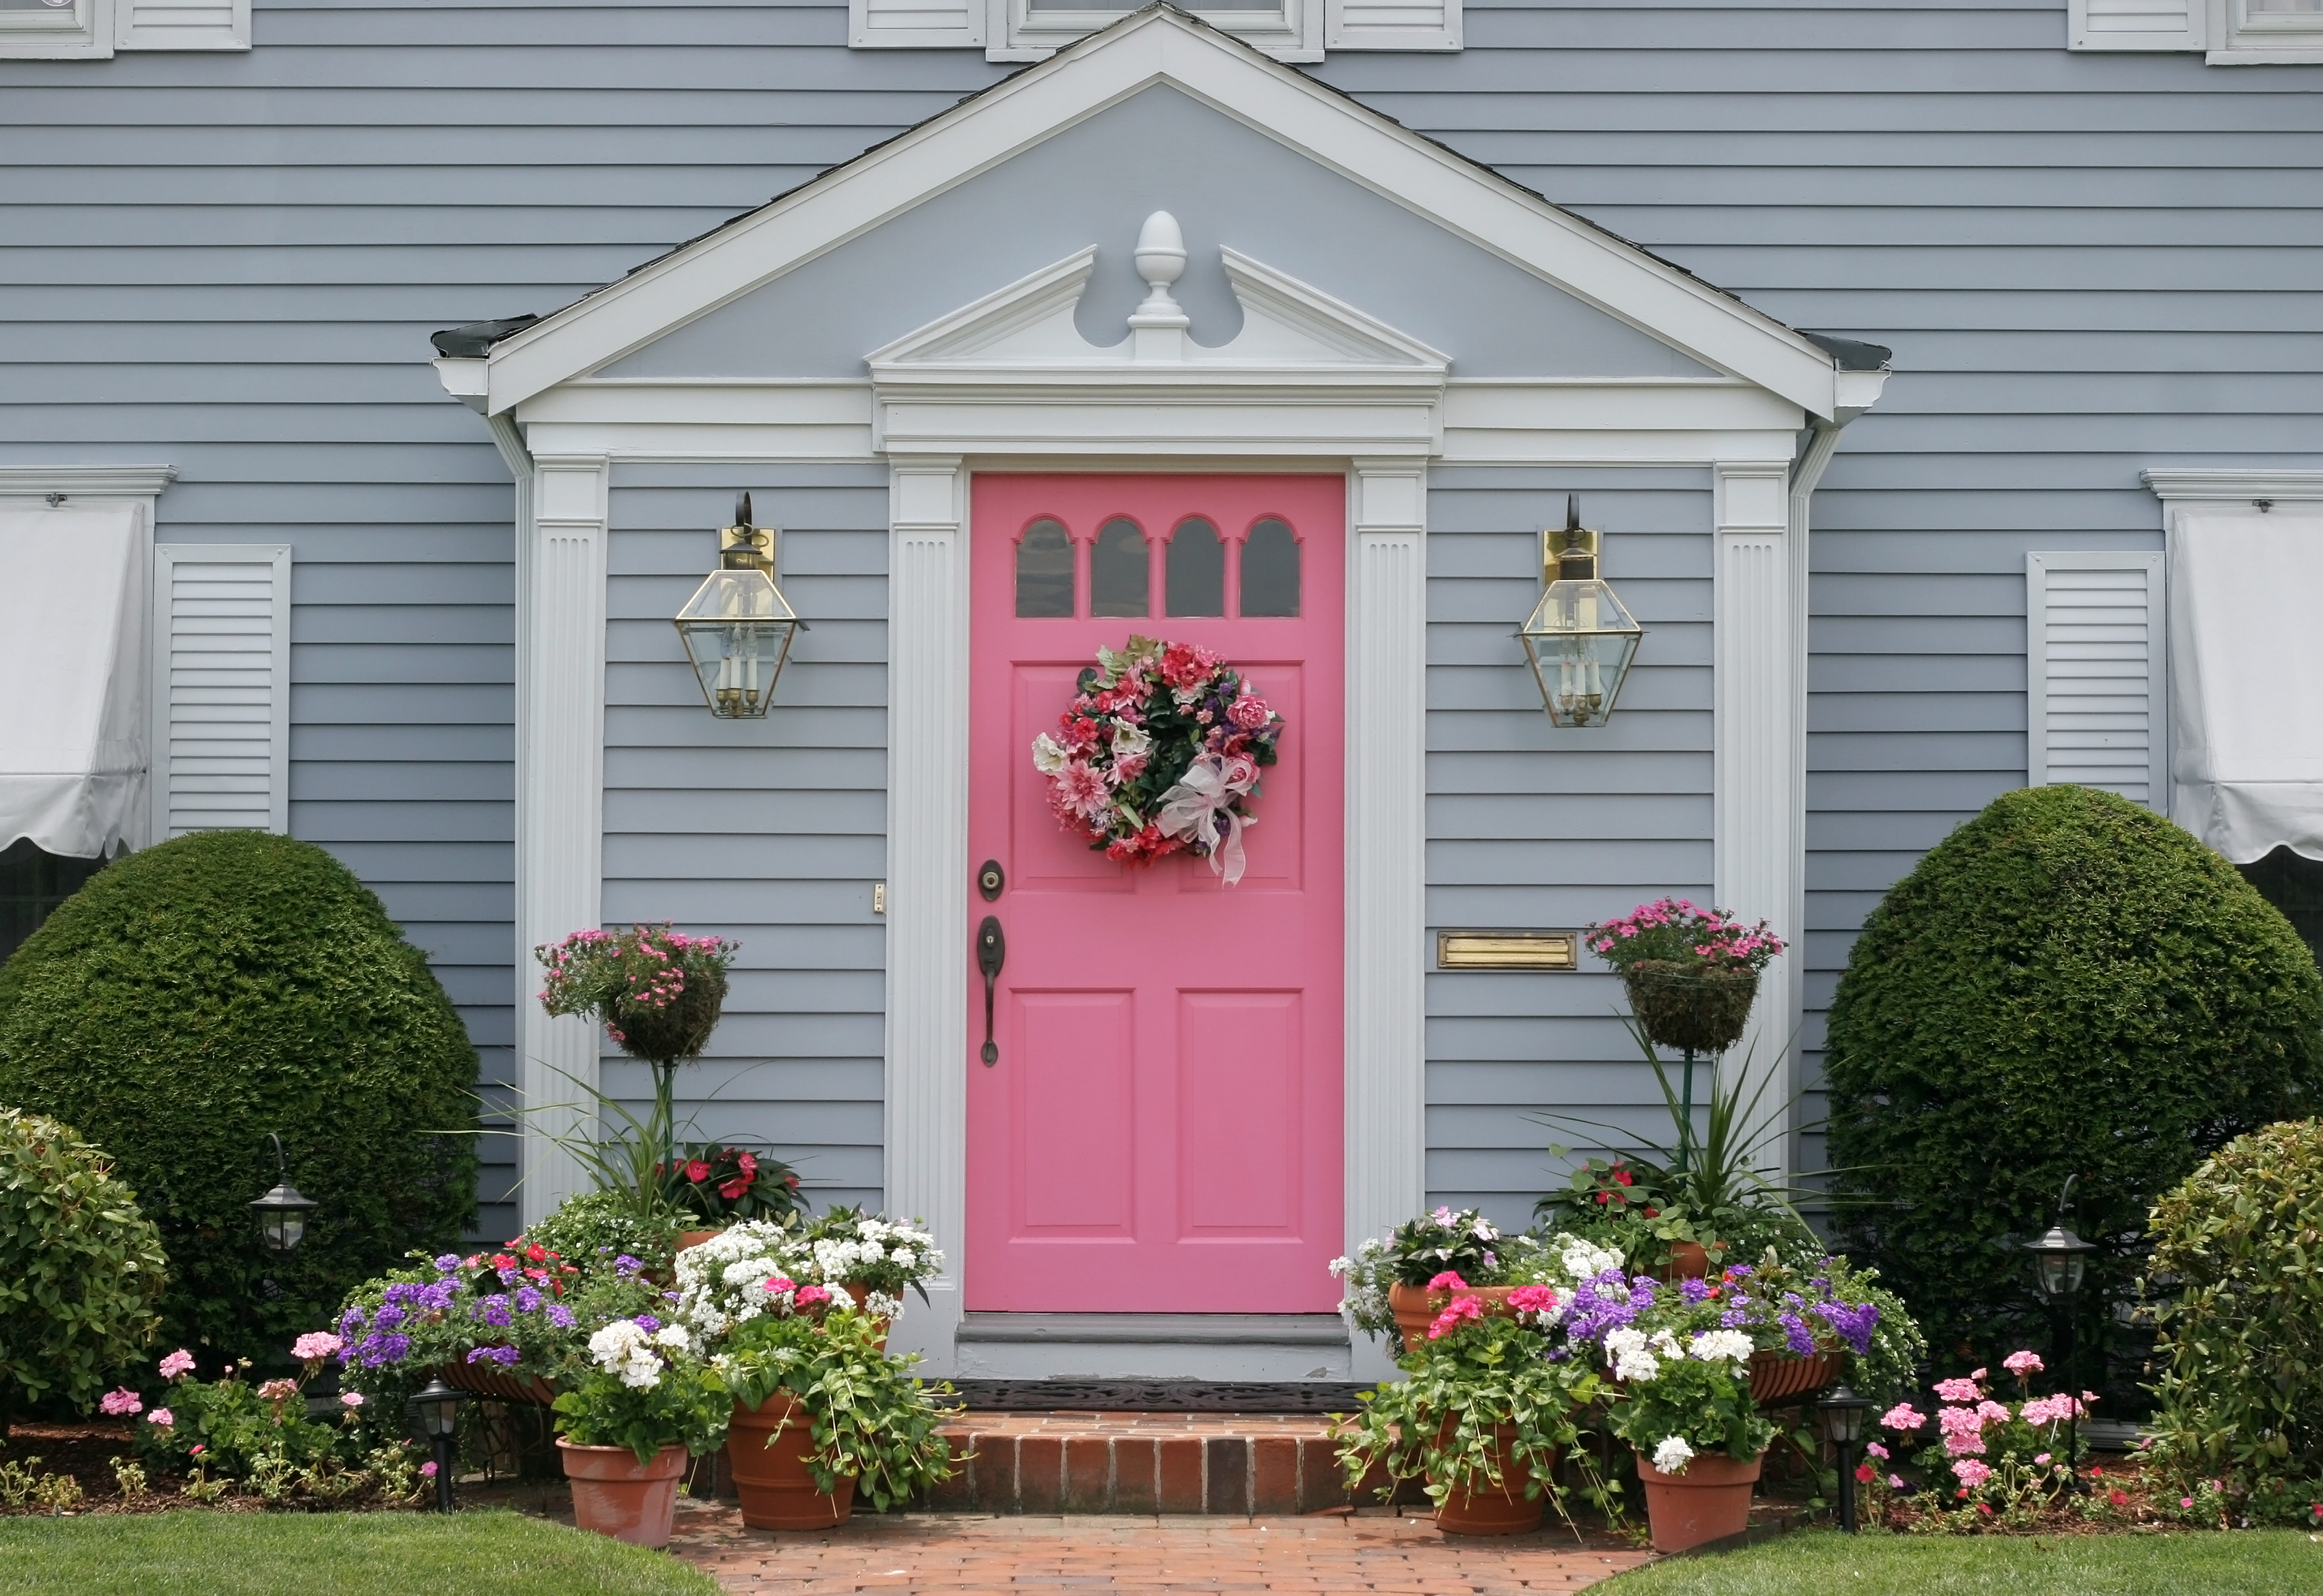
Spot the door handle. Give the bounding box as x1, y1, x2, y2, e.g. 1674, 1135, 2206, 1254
976, 915, 1006, 1066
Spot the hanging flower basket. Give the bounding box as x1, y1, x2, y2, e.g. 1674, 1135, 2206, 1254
1619, 962, 1760, 1056
607, 967, 727, 1064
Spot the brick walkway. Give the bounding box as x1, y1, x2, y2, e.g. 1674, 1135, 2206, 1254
927, 1411, 1377, 1515
669, 1503, 1656, 1594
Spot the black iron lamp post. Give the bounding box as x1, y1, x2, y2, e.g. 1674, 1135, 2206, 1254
249, 1133, 318, 1254
408, 1377, 466, 1514
2024, 1176, 2098, 1488
1819, 1385, 1875, 1532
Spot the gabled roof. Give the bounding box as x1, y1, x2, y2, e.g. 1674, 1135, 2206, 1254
458, 5, 1867, 419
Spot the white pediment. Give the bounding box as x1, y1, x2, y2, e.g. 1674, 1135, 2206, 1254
866, 223, 1450, 383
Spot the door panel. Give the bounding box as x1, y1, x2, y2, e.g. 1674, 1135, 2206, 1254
965, 473, 1346, 1312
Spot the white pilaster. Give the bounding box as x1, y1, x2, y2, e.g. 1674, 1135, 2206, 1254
517, 451, 609, 1229
883, 455, 970, 1373
1713, 460, 1799, 1177
1345, 458, 1428, 1383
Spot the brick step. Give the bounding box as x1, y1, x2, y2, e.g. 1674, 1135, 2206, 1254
920, 1411, 1427, 1516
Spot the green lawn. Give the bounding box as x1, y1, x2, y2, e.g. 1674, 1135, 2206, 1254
1601, 1527, 2323, 1595
0, 1509, 719, 1596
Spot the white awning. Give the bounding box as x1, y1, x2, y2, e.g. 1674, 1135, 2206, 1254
0, 504, 150, 859
2169, 510, 2323, 864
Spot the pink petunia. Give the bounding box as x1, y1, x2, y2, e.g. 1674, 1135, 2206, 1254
420, 1461, 438, 1478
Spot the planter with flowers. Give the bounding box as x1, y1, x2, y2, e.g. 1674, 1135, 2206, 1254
661, 1142, 806, 1253
712, 1299, 961, 1530
1600, 1323, 1777, 1552
1587, 898, 1783, 1059
676, 1211, 944, 1352
1336, 1280, 1605, 1535
551, 1317, 730, 1547
1331, 1209, 1621, 1354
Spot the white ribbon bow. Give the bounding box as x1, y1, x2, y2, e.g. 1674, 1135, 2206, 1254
1155, 753, 1259, 885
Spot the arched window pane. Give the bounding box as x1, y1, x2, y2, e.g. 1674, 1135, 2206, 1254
1015, 518, 1073, 618
1090, 517, 1150, 618
1165, 518, 1224, 617
1240, 518, 1300, 617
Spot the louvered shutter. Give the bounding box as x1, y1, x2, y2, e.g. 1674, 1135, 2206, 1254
151, 545, 290, 838
1325, 0, 1459, 50
115, 0, 247, 50
850, 0, 980, 49
2067, 0, 2203, 51
2026, 551, 2165, 805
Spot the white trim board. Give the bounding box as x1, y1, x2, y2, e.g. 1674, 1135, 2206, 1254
473, 8, 1848, 420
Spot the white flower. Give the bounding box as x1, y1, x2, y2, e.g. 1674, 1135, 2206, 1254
1649, 1330, 1682, 1359
1032, 733, 1069, 775
1328, 1255, 1353, 1278
588, 1321, 664, 1389
864, 1290, 904, 1319
892, 1249, 916, 1270
1557, 1235, 1624, 1283
1110, 723, 1152, 763
654, 1324, 692, 1353
1688, 1330, 1754, 1368
1604, 1327, 1662, 1383
1651, 1437, 1694, 1475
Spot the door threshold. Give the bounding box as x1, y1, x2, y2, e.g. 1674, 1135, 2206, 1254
953, 1312, 1353, 1381
958, 1312, 1347, 1345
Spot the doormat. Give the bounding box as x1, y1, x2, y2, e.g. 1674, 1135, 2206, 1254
950, 1379, 1371, 1413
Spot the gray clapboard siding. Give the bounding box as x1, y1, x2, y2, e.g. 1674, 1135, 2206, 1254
600, 463, 890, 1217
1425, 467, 1714, 1232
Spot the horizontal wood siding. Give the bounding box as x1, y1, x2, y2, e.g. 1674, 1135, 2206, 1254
601, 465, 889, 1216
1426, 468, 1713, 1230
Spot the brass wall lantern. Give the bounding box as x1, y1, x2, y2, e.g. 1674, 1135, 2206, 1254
1517, 495, 1643, 728
672, 493, 803, 719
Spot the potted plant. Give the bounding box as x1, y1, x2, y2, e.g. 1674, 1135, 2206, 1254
1600, 1323, 1778, 1552
675, 1210, 943, 1349
1331, 1211, 1619, 1353
659, 1142, 806, 1252
534, 924, 739, 1238
1336, 1285, 1603, 1535
713, 1300, 961, 1530
1586, 898, 1783, 1059
551, 1316, 730, 1548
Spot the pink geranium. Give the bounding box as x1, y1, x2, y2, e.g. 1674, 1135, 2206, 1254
2002, 1349, 2044, 1379
340, 1391, 366, 1407
148, 1408, 174, 1429
1881, 1403, 1927, 1432
1505, 1284, 1558, 1315
292, 1332, 343, 1363
1932, 1375, 1983, 1403
98, 1387, 143, 1416
1951, 1459, 1992, 1491
1427, 1295, 1485, 1339
1427, 1271, 1469, 1292
795, 1284, 831, 1308
158, 1349, 196, 1379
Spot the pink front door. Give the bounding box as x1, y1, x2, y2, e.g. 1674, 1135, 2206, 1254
965, 473, 1345, 1313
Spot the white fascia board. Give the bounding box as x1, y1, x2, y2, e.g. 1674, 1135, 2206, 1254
2143, 469, 2323, 503
434, 358, 490, 413
482, 9, 1840, 418
0, 464, 176, 498
1832, 368, 1888, 422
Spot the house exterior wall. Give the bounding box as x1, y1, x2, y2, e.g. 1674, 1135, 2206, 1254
3, 0, 2315, 1233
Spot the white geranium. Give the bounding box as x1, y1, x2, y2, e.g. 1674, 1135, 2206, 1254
1649, 1330, 1681, 1359
654, 1324, 693, 1353
1558, 1235, 1624, 1284
588, 1320, 663, 1389
1605, 1327, 1662, 1384
1651, 1436, 1694, 1475
1688, 1329, 1754, 1369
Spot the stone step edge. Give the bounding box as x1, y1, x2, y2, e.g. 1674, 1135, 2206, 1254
917, 1427, 1429, 1515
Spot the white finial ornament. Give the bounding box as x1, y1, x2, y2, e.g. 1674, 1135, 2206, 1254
1129, 210, 1190, 361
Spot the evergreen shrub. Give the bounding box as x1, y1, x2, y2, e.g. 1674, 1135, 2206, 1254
0, 831, 478, 1364
1824, 786, 2323, 1378
2145, 1118, 2323, 1490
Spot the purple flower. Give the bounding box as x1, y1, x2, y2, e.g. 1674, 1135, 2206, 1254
613, 1254, 644, 1276
478, 1295, 512, 1328
1778, 1312, 1816, 1357
1726, 1263, 1755, 1279
1811, 1299, 1881, 1356
545, 1304, 575, 1329
514, 1287, 542, 1313
635, 1314, 661, 1334
374, 1304, 406, 1330
1720, 1308, 1750, 1329
497, 1267, 520, 1287
1679, 1278, 1710, 1304
465, 1345, 520, 1367
433, 1254, 463, 1274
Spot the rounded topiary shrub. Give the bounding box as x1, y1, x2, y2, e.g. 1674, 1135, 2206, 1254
2145, 1118, 2323, 1491
1824, 785, 2323, 1381
0, 1107, 167, 1432
0, 831, 478, 1364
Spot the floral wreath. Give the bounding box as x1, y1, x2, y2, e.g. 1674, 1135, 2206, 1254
1031, 635, 1284, 885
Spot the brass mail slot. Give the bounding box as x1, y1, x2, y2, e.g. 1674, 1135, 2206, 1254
1436, 931, 1580, 971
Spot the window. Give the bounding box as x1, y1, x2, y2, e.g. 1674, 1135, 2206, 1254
0, 838, 106, 963
1015, 519, 1074, 618
1010, 512, 1302, 620
850, 0, 1455, 57
1165, 519, 1224, 618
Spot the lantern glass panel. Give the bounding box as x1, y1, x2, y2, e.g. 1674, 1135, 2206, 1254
674, 566, 799, 719
267, 1209, 305, 1252
1520, 577, 1642, 728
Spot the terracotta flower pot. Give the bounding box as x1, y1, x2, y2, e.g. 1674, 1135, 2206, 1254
836, 1282, 890, 1350
1658, 1241, 1712, 1281
675, 1228, 725, 1255
1431, 1424, 1550, 1536
725, 1394, 855, 1530
1619, 962, 1759, 1056
559, 1438, 689, 1548
1746, 1349, 1842, 1407
1386, 1282, 1520, 1352
1634, 1446, 1762, 1554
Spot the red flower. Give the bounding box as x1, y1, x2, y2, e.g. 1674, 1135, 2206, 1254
1595, 1192, 1610, 1205
719, 1177, 749, 1199
737, 1151, 758, 1178
784, 1174, 801, 1188
1855, 1465, 1875, 1483
525, 1244, 547, 1263
2110, 1490, 2128, 1507
1642, 1207, 1660, 1217
1611, 1169, 1634, 1187
686, 1159, 711, 1183
491, 1254, 515, 1270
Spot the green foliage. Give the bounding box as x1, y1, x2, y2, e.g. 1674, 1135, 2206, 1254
0, 1108, 166, 1426
719, 1308, 962, 1511
551, 1322, 730, 1466
1335, 1310, 1606, 1519
1824, 786, 2323, 1375
1606, 1349, 1776, 1468
2143, 1118, 2323, 1490
518, 1189, 679, 1279
0, 831, 480, 1366
128, 1356, 425, 1506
